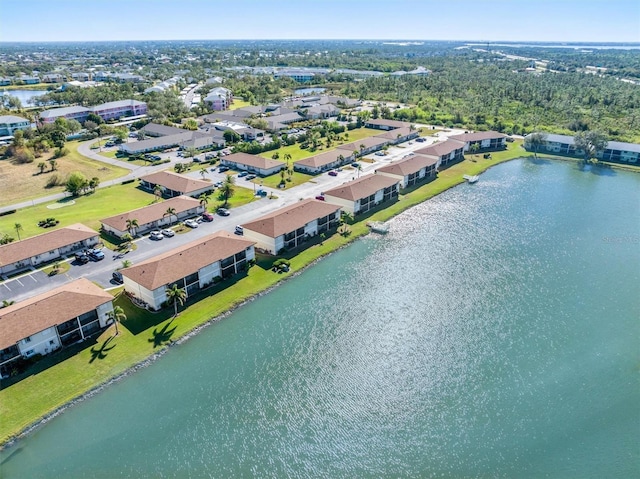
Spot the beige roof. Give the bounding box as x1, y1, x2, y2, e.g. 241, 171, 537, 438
415, 139, 465, 157
0, 278, 113, 350
139, 171, 212, 194
324, 175, 400, 201
448, 130, 507, 142
365, 118, 411, 129
0, 223, 98, 267
341, 137, 389, 152
374, 127, 414, 140
241, 199, 341, 238
376, 154, 439, 176
101, 196, 201, 231
295, 148, 354, 168
121, 231, 256, 291
224, 152, 283, 170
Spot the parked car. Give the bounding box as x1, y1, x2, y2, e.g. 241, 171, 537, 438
217, 208, 230, 216
86, 248, 105, 261
112, 271, 124, 284
315, 195, 325, 201
415, 137, 426, 142
375, 151, 386, 156
256, 189, 268, 197
75, 252, 89, 264
184, 219, 199, 228
351, 162, 360, 168
218, 166, 230, 172
245, 174, 257, 180
105, 141, 115, 147
149, 230, 164, 240
201, 212, 214, 222
328, 170, 338, 176
161, 229, 175, 237
214, 181, 224, 188
237, 171, 249, 177
234, 225, 244, 235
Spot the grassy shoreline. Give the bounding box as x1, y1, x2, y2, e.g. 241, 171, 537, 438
0, 141, 637, 447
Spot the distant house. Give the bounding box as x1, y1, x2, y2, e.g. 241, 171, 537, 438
364, 118, 412, 130
221, 152, 285, 176
242, 199, 342, 255
71, 72, 91, 81
374, 126, 419, 144
120, 130, 223, 155
0, 78, 12, 86
0, 224, 99, 276
100, 196, 204, 238
342, 137, 390, 156
323, 175, 400, 215
42, 73, 65, 83
204, 87, 233, 111
140, 123, 185, 137
0, 115, 31, 136
139, 171, 213, 198
414, 139, 465, 168
301, 103, 339, 119
448, 131, 507, 152
293, 148, 355, 174
111, 73, 145, 83
0, 278, 115, 378
265, 112, 304, 132
524, 133, 640, 165
39, 99, 147, 124
19, 75, 40, 85
39, 105, 91, 124
121, 232, 256, 310
376, 154, 439, 188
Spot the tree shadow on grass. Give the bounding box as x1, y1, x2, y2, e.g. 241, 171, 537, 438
148, 319, 177, 348
89, 336, 117, 364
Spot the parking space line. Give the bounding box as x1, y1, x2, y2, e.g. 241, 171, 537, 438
2, 282, 11, 292
30, 275, 38, 283
15, 278, 24, 286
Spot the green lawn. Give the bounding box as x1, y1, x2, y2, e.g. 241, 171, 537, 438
209, 184, 258, 210
229, 99, 251, 110
256, 171, 316, 190
0, 139, 549, 445
258, 127, 384, 163
0, 183, 156, 240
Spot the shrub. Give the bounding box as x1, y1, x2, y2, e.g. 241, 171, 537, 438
54, 147, 69, 158
45, 174, 61, 188
14, 149, 35, 164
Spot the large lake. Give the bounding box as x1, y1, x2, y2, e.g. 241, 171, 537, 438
1, 89, 49, 105
1, 159, 638, 478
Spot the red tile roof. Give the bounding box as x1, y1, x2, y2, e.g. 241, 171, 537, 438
0, 278, 113, 350
0, 223, 98, 267
376, 154, 438, 176
101, 196, 201, 231
121, 231, 255, 291
241, 199, 341, 238
414, 139, 465, 157
139, 171, 212, 194
295, 148, 354, 168
324, 175, 399, 201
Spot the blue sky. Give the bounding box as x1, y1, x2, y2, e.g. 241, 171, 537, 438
1, 0, 639, 43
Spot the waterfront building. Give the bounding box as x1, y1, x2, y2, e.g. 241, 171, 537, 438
241, 199, 342, 255
121, 232, 256, 310
376, 154, 439, 188
414, 139, 465, 168
0, 279, 114, 378
448, 130, 507, 152
524, 133, 640, 165
323, 175, 400, 215
0, 115, 31, 137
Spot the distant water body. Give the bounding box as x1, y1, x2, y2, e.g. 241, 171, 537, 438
1, 89, 48, 105
1, 159, 638, 478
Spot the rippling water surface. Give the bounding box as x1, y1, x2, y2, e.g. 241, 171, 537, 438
2, 159, 639, 478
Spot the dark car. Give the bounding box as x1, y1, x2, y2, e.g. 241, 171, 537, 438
218, 166, 230, 172
328, 170, 338, 176
202, 212, 215, 222
75, 252, 89, 264
112, 271, 124, 284
245, 174, 257, 180
217, 208, 230, 216
315, 195, 325, 201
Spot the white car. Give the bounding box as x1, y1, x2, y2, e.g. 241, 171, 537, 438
161, 229, 175, 237
184, 219, 199, 228
149, 230, 164, 240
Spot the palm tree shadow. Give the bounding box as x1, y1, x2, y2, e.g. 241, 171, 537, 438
149, 319, 177, 348
89, 336, 117, 364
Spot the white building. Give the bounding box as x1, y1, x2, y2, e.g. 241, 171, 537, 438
323, 175, 400, 215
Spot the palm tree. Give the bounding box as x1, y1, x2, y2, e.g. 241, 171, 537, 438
2, 299, 15, 308
14, 223, 22, 241
37, 162, 47, 174
121, 259, 132, 269
359, 144, 365, 156
166, 283, 187, 317
49, 159, 57, 171
120, 233, 133, 251
164, 207, 177, 225
199, 193, 209, 209
125, 218, 139, 237
220, 175, 235, 207
199, 168, 208, 180
153, 184, 163, 202
107, 306, 127, 336
525, 132, 547, 159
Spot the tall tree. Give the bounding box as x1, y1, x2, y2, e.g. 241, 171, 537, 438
220, 175, 235, 207
164, 207, 177, 225
166, 283, 187, 317
199, 193, 209, 209
14, 223, 23, 241
125, 218, 139, 237
525, 132, 547, 159
107, 305, 127, 336
153, 184, 163, 202
574, 131, 608, 163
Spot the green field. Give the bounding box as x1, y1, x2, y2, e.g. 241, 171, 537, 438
0, 183, 156, 240
255, 171, 316, 190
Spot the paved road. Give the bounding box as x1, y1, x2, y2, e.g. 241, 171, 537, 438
0, 127, 467, 303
